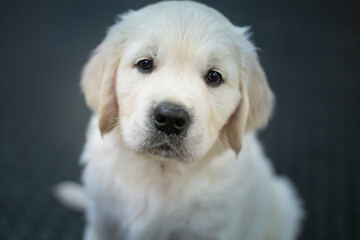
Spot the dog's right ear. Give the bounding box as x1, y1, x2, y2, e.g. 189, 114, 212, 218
81, 25, 122, 136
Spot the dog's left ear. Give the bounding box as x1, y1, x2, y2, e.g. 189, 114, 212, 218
227, 27, 275, 153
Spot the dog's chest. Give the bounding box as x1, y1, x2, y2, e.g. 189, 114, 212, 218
83, 149, 246, 239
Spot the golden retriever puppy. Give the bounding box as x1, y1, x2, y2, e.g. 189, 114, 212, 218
56, 1, 303, 239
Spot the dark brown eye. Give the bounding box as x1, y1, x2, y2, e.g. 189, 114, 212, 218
206, 71, 223, 86
137, 59, 153, 72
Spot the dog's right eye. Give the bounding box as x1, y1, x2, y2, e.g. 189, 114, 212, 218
137, 59, 153, 72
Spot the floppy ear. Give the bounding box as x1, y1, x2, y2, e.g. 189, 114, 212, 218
227, 28, 274, 153
80, 26, 121, 136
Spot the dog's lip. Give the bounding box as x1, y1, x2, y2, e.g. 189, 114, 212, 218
156, 143, 172, 151
150, 141, 173, 151
141, 137, 191, 159
141, 132, 187, 158
146, 141, 179, 156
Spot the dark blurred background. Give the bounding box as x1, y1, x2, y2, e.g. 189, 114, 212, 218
0, 0, 359, 239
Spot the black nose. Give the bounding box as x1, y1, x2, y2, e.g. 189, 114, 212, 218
153, 102, 190, 136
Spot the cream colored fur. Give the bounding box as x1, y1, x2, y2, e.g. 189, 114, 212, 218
57, 1, 303, 239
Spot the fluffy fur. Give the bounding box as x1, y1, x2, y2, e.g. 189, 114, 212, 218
57, 1, 303, 239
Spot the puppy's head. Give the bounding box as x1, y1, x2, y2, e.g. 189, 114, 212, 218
81, 1, 274, 162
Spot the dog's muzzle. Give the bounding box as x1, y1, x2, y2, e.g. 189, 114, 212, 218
141, 101, 192, 159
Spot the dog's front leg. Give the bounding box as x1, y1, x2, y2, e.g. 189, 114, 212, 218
84, 204, 117, 240
84, 219, 118, 240
84, 223, 103, 240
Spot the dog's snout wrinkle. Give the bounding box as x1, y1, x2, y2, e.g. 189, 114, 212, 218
153, 102, 190, 136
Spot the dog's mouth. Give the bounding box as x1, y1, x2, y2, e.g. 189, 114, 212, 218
157, 143, 172, 152
144, 141, 183, 159
139, 132, 189, 159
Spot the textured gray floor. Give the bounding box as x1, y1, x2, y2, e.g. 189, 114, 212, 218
1, 0, 359, 239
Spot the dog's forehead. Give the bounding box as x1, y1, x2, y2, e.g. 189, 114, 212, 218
122, 3, 237, 53
120, 2, 240, 73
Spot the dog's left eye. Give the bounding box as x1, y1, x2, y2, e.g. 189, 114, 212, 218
137, 59, 153, 72
206, 71, 223, 86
